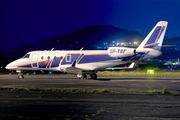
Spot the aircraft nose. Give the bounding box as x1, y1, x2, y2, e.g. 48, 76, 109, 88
5, 59, 25, 70
5, 60, 19, 70
5, 62, 14, 69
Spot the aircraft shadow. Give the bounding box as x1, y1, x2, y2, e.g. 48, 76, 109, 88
93, 78, 111, 81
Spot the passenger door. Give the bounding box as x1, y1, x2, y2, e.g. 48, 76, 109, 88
31, 53, 39, 68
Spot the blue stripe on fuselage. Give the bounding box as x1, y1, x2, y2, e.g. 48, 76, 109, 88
51, 58, 61, 67
121, 52, 147, 61
61, 54, 80, 65
39, 61, 46, 68
78, 54, 115, 64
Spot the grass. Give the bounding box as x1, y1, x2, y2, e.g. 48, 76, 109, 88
27, 85, 36, 91
90, 89, 95, 93
64, 118, 71, 120
97, 69, 180, 76
92, 107, 105, 116
0, 85, 171, 94
151, 90, 162, 93
96, 107, 105, 114
98, 89, 107, 93
162, 88, 169, 94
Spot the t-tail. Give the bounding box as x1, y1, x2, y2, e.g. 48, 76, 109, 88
136, 21, 168, 52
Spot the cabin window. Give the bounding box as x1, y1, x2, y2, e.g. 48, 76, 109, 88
23, 54, 30, 58
47, 56, 50, 59
61, 56, 63, 59
41, 56, 44, 60
66, 55, 71, 62
54, 56, 57, 60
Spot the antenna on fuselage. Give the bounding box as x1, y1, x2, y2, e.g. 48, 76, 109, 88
51, 48, 54, 51
80, 47, 83, 51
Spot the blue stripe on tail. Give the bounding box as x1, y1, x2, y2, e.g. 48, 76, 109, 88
145, 26, 163, 45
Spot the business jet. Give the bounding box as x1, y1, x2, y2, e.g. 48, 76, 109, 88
6, 21, 168, 79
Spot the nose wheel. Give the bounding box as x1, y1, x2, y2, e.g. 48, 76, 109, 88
18, 72, 24, 79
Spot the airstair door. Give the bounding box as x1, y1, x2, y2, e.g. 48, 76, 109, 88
31, 53, 39, 68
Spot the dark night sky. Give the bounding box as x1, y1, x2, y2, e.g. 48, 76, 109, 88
1, 0, 180, 51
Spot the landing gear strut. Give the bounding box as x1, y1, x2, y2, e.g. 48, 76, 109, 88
77, 70, 97, 79
77, 70, 87, 79
82, 73, 87, 79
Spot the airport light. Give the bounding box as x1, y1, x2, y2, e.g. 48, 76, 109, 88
120, 43, 124, 46
33, 72, 36, 75
49, 71, 52, 74
134, 42, 138, 44
172, 63, 176, 65
147, 70, 154, 75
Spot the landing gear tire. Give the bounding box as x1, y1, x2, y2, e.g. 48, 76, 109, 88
90, 74, 97, 79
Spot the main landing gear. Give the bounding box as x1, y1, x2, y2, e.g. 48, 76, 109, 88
77, 70, 97, 79
90, 73, 97, 79
77, 70, 87, 79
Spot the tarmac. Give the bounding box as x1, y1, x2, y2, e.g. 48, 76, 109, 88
1, 74, 180, 119
1, 74, 180, 92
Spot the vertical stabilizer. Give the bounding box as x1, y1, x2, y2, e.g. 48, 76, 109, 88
136, 21, 168, 51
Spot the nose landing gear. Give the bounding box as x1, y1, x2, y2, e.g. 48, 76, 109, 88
17, 70, 24, 79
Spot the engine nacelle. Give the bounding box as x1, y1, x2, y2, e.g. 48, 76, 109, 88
107, 47, 136, 58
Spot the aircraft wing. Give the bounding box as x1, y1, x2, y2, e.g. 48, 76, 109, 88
105, 62, 135, 70
62, 60, 83, 72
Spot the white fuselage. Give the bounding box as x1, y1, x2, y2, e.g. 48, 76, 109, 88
6, 49, 162, 72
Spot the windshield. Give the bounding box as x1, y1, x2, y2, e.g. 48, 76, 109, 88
23, 54, 30, 58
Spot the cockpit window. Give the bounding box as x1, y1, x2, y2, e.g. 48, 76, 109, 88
23, 54, 30, 58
